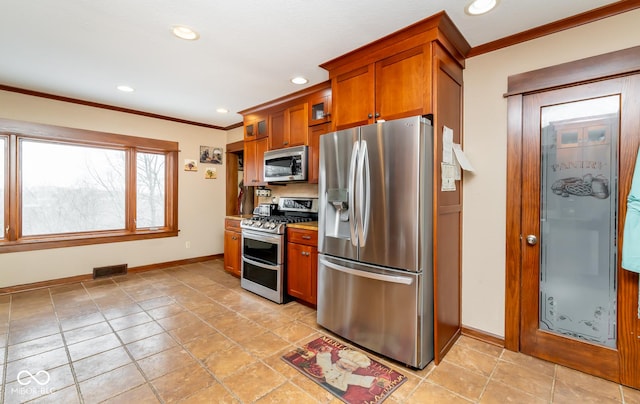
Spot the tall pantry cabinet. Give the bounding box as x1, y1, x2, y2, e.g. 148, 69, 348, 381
320, 11, 470, 364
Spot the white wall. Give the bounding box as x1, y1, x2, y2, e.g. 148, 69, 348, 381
462, 9, 640, 337
0, 90, 228, 287
226, 126, 244, 144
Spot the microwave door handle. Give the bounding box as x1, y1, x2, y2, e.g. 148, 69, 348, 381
348, 141, 359, 247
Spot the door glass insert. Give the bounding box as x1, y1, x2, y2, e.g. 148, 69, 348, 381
539, 96, 619, 348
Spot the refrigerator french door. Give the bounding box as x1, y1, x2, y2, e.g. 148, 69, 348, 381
317, 116, 434, 369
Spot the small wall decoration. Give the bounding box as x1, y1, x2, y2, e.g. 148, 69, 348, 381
184, 159, 198, 171
200, 146, 223, 164
205, 167, 217, 179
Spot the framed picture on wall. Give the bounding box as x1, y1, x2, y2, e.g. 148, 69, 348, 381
200, 145, 223, 164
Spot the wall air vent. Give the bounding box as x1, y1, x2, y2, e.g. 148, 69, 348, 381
93, 264, 128, 279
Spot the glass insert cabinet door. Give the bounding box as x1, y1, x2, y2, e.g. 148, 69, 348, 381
539, 95, 619, 348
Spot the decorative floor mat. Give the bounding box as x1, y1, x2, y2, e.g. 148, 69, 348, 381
282, 335, 407, 404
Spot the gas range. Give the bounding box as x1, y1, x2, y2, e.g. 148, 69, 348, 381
240, 197, 318, 234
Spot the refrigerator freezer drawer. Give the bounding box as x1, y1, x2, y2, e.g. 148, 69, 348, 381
317, 255, 433, 369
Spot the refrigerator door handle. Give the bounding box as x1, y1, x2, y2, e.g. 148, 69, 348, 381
361, 140, 371, 245
348, 141, 360, 247
320, 258, 414, 285
356, 140, 366, 247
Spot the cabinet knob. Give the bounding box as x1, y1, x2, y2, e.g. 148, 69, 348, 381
284, 141, 289, 145
375, 112, 380, 118
302, 235, 311, 240
368, 113, 373, 119
301, 251, 310, 256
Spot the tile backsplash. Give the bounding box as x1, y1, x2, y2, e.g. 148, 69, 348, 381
256, 182, 319, 205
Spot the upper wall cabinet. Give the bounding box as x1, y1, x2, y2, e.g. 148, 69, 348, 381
320, 11, 469, 131
308, 87, 332, 126
270, 103, 308, 150
331, 47, 425, 130
243, 111, 268, 141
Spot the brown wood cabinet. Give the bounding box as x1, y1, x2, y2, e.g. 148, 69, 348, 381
239, 82, 331, 184
243, 137, 268, 186
307, 122, 331, 184
224, 218, 242, 277
308, 88, 332, 126
269, 103, 308, 150
331, 47, 425, 130
243, 112, 268, 141
319, 11, 470, 364
286, 227, 318, 305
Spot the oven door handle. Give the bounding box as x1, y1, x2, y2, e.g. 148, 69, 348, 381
242, 256, 280, 271
241, 229, 282, 244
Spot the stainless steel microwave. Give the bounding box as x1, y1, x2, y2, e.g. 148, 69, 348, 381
263, 145, 308, 182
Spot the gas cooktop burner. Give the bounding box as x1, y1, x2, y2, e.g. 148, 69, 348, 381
240, 197, 318, 234
240, 215, 314, 234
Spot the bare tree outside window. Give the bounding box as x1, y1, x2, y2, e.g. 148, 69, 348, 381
137, 152, 165, 228
21, 140, 126, 235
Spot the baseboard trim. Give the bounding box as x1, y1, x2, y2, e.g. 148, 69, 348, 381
461, 326, 505, 347
0, 254, 223, 295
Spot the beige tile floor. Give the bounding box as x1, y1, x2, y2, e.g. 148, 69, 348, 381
1, 259, 639, 403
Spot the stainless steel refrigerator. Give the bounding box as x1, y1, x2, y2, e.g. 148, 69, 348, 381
317, 115, 434, 369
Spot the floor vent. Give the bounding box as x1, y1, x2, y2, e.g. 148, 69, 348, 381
93, 264, 128, 279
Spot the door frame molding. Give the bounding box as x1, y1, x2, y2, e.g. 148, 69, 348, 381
505, 46, 640, 352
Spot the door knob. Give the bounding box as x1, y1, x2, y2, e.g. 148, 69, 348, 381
526, 235, 538, 245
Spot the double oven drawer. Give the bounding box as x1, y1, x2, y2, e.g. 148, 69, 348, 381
241, 228, 285, 303
242, 229, 283, 266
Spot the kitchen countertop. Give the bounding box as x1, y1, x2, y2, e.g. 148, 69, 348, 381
287, 221, 318, 231
225, 214, 252, 220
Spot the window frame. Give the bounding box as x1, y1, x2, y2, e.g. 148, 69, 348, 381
0, 118, 179, 253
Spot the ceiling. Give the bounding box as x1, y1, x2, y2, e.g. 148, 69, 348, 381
0, 0, 622, 129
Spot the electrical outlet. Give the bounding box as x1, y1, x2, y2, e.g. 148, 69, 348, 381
185, 241, 191, 249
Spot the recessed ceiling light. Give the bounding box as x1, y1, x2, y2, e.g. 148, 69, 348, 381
116, 85, 134, 92
291, 76, 308, 85
465, 0, 498, 15
216, 108, 229, 114
171, 25, 200, 40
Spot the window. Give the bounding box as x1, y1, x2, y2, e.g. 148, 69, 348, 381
136, 152, 165, 229
1, 136, 5, 240
0, 118, 179, 252
21, 140, 126, 235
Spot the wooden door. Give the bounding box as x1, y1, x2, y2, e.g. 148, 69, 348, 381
307, 123, 331, 184
287, 242, 315, 303
224, 229, 241, 277
308, 89, 331, 126
269, 109, 286, 149
519, 75, 640, 385
333, 65, 374, 130
243, 138, 268, 186
286, 103, 308, 147
375, 46, 426, 121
